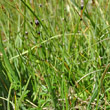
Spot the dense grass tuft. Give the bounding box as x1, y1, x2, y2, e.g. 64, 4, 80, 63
0, 0, 110, 109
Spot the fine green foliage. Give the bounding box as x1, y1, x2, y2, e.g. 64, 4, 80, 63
0, 0, 110, 109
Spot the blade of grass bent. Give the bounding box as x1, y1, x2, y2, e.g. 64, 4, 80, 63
10, 33, 78, 60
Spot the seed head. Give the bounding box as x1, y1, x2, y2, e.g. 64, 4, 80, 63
35, 19, 39, 26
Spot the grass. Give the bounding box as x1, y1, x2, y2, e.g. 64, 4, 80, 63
0, 0, 110, 109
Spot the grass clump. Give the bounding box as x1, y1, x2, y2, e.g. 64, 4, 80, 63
0, 0, 110, 109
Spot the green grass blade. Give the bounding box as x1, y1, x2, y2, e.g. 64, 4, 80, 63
0, 34, 18, 85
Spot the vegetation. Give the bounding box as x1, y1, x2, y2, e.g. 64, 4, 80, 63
0, 0, 110, 109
